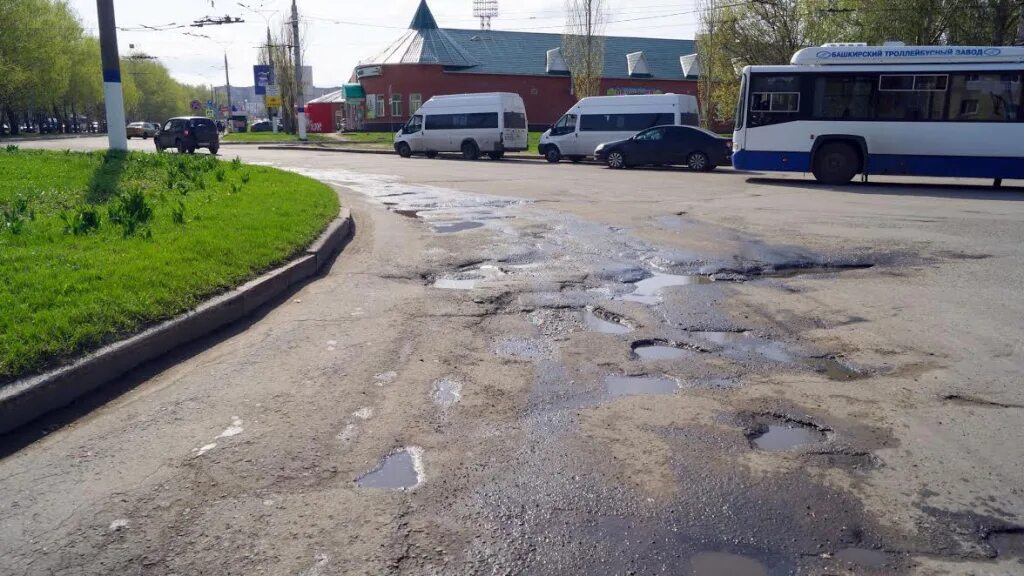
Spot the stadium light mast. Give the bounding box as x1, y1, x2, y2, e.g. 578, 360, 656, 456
473, 0, 498, 30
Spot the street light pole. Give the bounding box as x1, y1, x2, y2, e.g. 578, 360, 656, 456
224, 52, 233, 124
96, 0, 127, 150
291, 0, 306, 140
267, 26, 279, 133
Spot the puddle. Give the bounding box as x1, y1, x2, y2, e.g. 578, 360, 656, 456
834, 547, 888, 568
620, 272, 713, 305
432, 377, 463, 408
690, 330, 751, 345
433, 278, 478, 290
689, 552, 768, 576
802, 357, 866, 381
749, 421, 827, 451
631, 340, 694, 360
355, 447, 424, 490
988, 529, 1024, 559
605, 375, 679, 397
432, 221, 484, 234
583, 308, 632, 334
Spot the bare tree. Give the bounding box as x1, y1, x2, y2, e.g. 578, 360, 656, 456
696, 0, 719, 129
563, 0, 608, 100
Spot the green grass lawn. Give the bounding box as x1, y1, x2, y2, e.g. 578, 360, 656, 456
0, 148, 339, 383
222, 132, 327, 143
334, 131, 544, 154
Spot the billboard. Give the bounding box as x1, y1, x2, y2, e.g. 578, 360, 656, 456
253, 65, 273, 95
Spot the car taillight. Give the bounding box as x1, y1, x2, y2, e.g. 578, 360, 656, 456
725, 140, 732, 149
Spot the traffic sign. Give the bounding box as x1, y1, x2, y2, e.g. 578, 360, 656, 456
207, 100, 214, 110
265, 95, 282, 108
266, 85, 281, 97
190, 99, 201, 111
219, 105, 229, 114
205, 109, 215, 119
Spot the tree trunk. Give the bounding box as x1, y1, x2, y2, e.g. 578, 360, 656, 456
1017, 0, 1024, 45
993, 0, 1009, 45
7, 107, 20, 135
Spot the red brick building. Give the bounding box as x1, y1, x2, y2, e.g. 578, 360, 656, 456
346, 0, 699, 132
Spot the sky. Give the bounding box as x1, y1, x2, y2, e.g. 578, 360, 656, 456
68, 0, 700, 88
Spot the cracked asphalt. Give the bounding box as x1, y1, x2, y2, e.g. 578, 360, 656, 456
3, 137, 1024, 575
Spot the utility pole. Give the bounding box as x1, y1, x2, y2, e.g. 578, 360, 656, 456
96, 0, 127, 150
291, 0, 306, 140
267, 26, 279, 133
224, 52, 233, 126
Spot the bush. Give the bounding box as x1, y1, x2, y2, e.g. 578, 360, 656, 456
108, 187, 153, 238
1, 194, 34, 235
61, 205, 102, 235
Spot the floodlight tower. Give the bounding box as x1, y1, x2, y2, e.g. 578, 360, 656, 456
473, 0, 498, 30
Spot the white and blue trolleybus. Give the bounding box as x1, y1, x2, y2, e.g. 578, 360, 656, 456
730, 44, 1024, 184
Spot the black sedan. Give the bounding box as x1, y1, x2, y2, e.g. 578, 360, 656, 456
594, 125, 732, 171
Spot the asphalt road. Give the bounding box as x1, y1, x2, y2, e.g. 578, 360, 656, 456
3, 137, 1024, 575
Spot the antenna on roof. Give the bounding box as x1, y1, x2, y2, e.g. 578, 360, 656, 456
473, 0, 498, 30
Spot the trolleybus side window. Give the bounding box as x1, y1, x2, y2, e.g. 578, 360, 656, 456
946, 73, 1023, 122
748, 75, 801, 127
812, 75, 874, 120
876, 74, 947, 120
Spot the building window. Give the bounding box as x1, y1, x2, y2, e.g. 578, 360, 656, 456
410, 93, 422, 114
391, 93, 402, 118
374, 95, 385, 119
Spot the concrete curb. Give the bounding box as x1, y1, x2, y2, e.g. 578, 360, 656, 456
0, 208, 353, 435
257, 144, 546, 162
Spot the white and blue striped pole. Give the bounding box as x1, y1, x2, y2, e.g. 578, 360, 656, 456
97, 0, 128, 151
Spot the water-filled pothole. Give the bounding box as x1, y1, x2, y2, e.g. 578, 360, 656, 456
355, 447, 424, 490
433, 277, 478, 290
690, 330, 752, 345
834, 547, 888, 568
801, 356, 866, 381
747, 419, 828, 451
689, 551, 768, 576
432, 376, 463, 408
987, 528, 1024, 559
605, 374, 679, 397
620, 272, 713, 304
433, 221, 484, 234
631, 339, 698, 360
583, 307, 632, 334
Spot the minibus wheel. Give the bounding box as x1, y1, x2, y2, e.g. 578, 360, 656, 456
461, 141, 480, 160
396, 142, 412, 158
544, 147, 562, 163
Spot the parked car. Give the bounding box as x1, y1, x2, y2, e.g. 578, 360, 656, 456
250, 120, 272, 132
393, 92, 528, 160
539, 94, 700, 163
154, 117, 220, 154
594, 125, 732, 171
126, 122, 159, 139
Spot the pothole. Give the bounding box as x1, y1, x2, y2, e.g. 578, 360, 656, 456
393, 209, 420, 219
495, 337, 554, 361
761, 263, 874, 278
834, 547, 889, 568
432, 376, 463, 409
746, 417, 829, 452
631, 339, 702, 360
689, 551, 768, 576
619, 272, 714, 305
432, 221, 484, 234
605, 374, 679, 397
355, 447, 424, 490
986, 527, 1024, 559
690, 330, 752, 345
801, 356, 866, 381
583, 307, 633, 334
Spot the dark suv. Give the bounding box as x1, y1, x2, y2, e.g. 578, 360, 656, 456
155, 117, 220, 154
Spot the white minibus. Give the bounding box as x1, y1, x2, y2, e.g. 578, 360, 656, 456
394, 92, 528, 160
538, 93, 699, 163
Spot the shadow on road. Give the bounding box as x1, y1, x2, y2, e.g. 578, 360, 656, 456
747, 176, 1024, 201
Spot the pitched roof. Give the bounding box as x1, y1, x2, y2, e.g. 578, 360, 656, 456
358, 1, 696, 80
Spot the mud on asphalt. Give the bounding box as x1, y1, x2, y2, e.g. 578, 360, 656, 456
280, 166, 1024, 575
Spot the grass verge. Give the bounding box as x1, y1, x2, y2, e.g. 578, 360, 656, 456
222, 132, 327, 143
335, 131, 544, 154
0, 147, 339, 383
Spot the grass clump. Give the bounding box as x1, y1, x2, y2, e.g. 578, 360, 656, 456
0, 148, 339, 382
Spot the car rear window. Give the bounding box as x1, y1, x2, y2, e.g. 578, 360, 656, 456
191, 119, 215, 128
